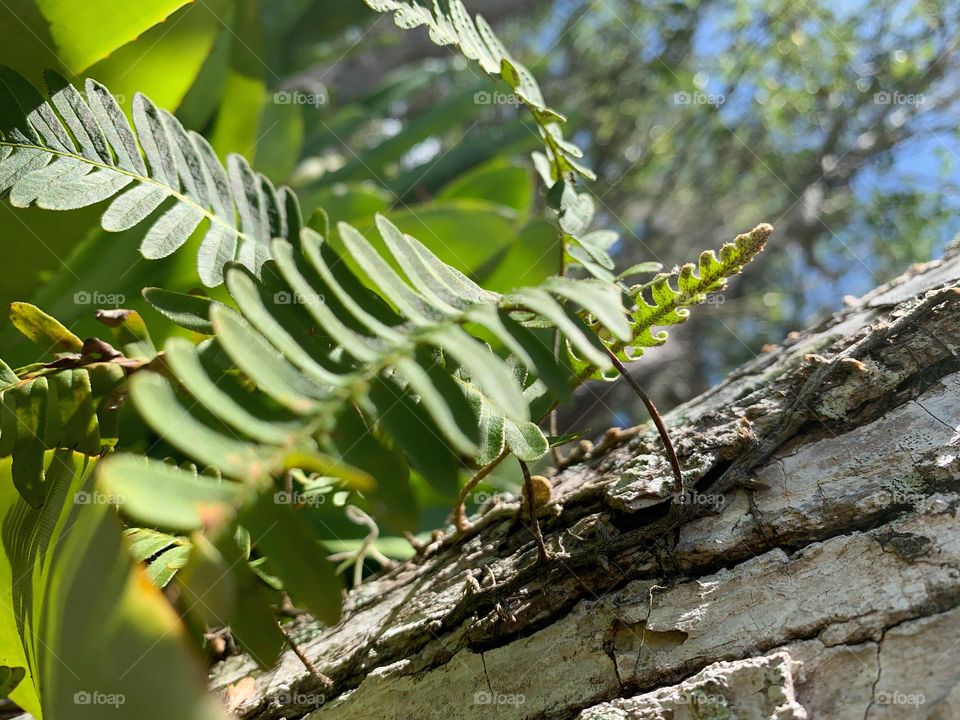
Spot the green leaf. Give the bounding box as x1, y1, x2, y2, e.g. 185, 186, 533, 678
102, 184, 167, 231
8, 302, 83, 352
507, 287, 611, 369
302, 182, 394, 225
327, 405, 417, 533
209, 304, 328, 413
10, 378, 50, 507
48, 369, 100, 454
0, 450, 228, 719
177, 533, 236, 628
363, 0, 593, 180
504, 419, 549, 461
241, 492, 343, 626
88, 0, 230, 114
0, 665, 25, 699
164, 337, 302, 445
129, 372, 285, 483
213, 527, 284, 669
99, 455, 247, 531
558, 191, 596, 237
124, 527, 191, 588
380, 201, 523, 279
368, 376, 461, 499
141, 203, 206, 260
617, 262, 664, 280
437, 160, 533, 214
35, 0, 192, 72
0, 358, 18, 389
142, 287, 221, 335
615, 224, 772, 366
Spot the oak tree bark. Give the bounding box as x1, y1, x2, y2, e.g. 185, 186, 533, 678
213, 249, 960, 720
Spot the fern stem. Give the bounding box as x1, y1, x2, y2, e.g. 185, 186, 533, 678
519, 459, 550, 563
602, 347, 683, 488
453, 447, 510, 533
276, 619, 334, 692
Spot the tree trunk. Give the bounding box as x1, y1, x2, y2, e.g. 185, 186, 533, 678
212, 250, 960, 720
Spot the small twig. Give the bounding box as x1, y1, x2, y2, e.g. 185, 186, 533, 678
276, 620, 334, 692
453, 447, 509, 533
603, 347, 683, 488
519, 459, 550, 562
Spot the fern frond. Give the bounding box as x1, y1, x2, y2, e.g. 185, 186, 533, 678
0, 304, 144, 506
594, 223, 773, 374
123, 527, 191, 588
129, 216, 631, 502
363, 0, 594, 182
126, 219, 769, 519
0, 68, 302, 287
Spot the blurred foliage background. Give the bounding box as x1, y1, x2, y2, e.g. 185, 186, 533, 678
0, 0, 957, 537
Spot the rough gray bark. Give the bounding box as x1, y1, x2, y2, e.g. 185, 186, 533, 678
212, 250, 960, 720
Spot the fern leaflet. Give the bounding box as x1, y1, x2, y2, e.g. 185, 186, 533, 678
363, 0, 594, 181
0, 68, 302, 287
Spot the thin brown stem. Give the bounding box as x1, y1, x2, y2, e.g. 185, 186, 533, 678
603, 347, 683, 488
519, 459, 550, 562
277, 619, 334, 692
453, 447, 510, 532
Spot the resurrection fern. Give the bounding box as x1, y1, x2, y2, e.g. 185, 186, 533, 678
118, 219, 770, 525
126, 218, 633, 508
0, 4, 774, 682
0, 67, 301, 287
598, 223, 774, 372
